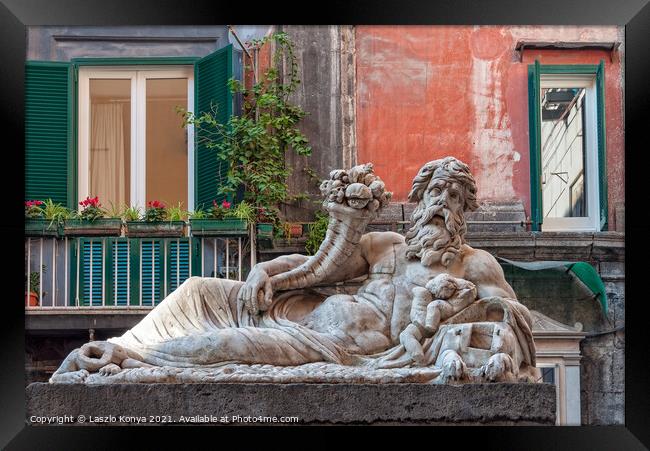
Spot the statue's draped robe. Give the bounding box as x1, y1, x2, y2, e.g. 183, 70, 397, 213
109, 277, 536, 372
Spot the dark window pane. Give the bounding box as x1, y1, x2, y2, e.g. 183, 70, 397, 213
542, 367, 555, 384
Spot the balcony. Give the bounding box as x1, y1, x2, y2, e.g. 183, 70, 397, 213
25, 228, 254, 312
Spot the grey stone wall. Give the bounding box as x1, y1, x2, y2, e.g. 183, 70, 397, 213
276, 25, 356, 221
27, 26, 229, 60
579, 261, 625, 425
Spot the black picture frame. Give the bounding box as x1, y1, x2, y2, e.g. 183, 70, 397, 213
1, 0, 647, 447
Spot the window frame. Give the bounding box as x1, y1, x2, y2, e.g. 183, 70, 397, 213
537, 362, 563, 425
77, 65, 195, 210
528, 61, 607, 232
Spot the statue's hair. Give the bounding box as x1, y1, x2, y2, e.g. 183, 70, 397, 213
407, 156, 479, 212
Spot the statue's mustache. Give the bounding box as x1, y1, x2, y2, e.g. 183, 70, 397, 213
418, 204, 455, 231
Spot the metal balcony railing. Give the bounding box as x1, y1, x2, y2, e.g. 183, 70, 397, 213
25, 234, 253, 309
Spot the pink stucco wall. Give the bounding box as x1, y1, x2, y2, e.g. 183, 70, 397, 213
356, 26, 624, 228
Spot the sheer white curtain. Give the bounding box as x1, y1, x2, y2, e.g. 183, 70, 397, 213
90, 103, 126, 206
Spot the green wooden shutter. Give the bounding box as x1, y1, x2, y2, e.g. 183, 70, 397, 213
140, 239, 164, 306
527, 60, 542, 231
596, 60, 608, 231
109, 238, 130, 307
167, 238, 191, 295
25, 61, 74, 207
79, 238, 104, 307
194, 45, 233, 210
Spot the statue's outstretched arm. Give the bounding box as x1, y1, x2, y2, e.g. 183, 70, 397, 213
239, 164, 390, 314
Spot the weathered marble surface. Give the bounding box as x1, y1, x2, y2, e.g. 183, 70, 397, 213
50, 158, 540, 385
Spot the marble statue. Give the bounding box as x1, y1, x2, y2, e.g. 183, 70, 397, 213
50, 157, 540, 384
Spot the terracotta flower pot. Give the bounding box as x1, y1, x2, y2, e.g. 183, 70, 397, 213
26, 292, 39, 307
288, 223, 303, 238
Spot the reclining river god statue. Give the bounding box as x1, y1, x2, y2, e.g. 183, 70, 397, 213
50, 157, 540, 384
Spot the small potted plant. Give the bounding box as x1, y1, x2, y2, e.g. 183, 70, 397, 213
287, 223, 303, 238
25, 265, 46, 307
63, 196, 122, 236
125, 200, 185, 237
122, 205, 142, 222
255, 207, 278, 248
189, 200, 251, 237
24, 199, 60, 237
277, 221, 304, 246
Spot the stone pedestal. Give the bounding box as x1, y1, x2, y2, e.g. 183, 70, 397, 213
26, 383, 556, 425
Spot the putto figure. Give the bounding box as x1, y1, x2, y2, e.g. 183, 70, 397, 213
51, 157, 539, 384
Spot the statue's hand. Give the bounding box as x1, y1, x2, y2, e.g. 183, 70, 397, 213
238, 266, 273, 315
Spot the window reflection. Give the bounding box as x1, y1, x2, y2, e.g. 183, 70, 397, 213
540, 87, 587, 218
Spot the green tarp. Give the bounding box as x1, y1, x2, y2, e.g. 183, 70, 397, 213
497, 257, 608, 315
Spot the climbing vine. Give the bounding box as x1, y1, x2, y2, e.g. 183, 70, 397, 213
181, 32, 312, 228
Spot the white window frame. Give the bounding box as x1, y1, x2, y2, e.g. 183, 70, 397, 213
78, 66, 195, 210
538, 362, 563, 425
539, 74, 599, 232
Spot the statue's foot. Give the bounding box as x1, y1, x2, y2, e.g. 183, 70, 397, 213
440, 350, 467, 382
98, 363, 122, 376
481, 353, 517, 382
49, 369, 89, 384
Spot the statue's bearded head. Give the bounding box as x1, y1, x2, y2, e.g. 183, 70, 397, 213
405, 157, 479, 267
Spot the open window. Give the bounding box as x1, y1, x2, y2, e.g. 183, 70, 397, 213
77, 67, 194, 210
528, 61, 607, 232
25, 44, 239, 211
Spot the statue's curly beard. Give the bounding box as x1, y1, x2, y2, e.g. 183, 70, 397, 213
405, 203, 467, 267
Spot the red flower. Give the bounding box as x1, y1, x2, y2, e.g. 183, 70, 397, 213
212, 200, 219, 208
221, 200, 231, 209
25, 200, 44, 207
79, 196, 101, 208
148, 200, 165, 209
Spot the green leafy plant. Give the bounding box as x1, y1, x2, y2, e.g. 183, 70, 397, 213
277, 221, 296, 244
77, 196, 106, 221
189, 209, 208, 219
27, 264, 46, 295
144, 201, 167, 222
167, 202, 189, 221
28, 271, 40, 295
25, 200, 45, 219
278, 221, 290, 239
256, 206, 281, 235
227, 201, 255, 224
180, 32, 312, 224
42, 199, 72, 226
105, 201, 124, 219
122, 205, 142, 222
305, 210, 329, 255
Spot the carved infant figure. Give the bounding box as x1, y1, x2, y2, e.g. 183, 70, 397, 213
399, 274, 478, 364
